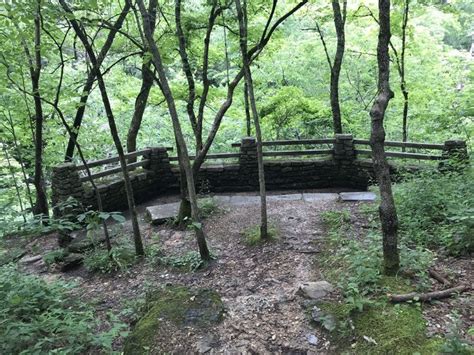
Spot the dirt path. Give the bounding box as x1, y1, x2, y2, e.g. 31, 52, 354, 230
54, 196, 342, 353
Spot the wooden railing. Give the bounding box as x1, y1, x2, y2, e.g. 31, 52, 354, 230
77, 148, 172, 183
353, 139, 445, 161
74, 136, 463, 183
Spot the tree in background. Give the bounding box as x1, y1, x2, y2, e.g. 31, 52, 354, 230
370, 0, 400, 275
236, 0, 268, 239
316, 1, 347, 134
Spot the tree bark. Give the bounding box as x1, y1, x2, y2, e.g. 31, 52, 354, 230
127, 0, 158, 157
60, 0, 144, 256
244, 82, 252, 136
330, 0, 346, 134
389, 285, 469, 303
31, 1, 49, 217
136, 0, 211, 261
236, 0, 268, 239
64, 2, 131, 162
370, 0, 400, 275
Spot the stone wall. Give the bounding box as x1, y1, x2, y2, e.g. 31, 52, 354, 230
51, 135, 469, 213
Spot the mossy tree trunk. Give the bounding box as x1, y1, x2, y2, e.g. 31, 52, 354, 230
370, 0, 400, 275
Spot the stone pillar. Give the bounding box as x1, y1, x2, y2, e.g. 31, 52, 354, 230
239, 137, 258, 187
144, 147, 172, 175
334, 134, 355, 163
51, 162, 85, 217
439, 140, 469, 172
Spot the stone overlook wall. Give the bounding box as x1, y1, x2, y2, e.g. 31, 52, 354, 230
51, 135, 468, 212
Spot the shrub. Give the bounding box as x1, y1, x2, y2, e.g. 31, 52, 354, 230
394, 168, 474, 255
0, 265, 126, 353
84, 246, 137, 273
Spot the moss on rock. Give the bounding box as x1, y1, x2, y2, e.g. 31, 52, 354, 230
123, 286, 224, 354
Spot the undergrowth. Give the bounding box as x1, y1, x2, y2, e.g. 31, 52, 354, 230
0, 265, 126, 354
242, 223, 279, 246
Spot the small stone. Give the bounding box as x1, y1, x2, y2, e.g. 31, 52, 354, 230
297, 281, 334, 300
306, 334, 319, 346
20, 255, 42, 264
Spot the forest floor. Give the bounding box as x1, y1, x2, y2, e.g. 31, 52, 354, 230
13, 190, 473, 354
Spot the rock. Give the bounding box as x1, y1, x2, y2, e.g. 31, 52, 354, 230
297, 281, 334, 300
57, 231, 73, 248
123, 286, 224, 354
312, 306, 337, 331
67, 231, 107, 253
303, 193, 339, 202
19, 255, 42, 264
145, 203, 180, 225
59, 253, 84, 272
195, 334, 218, 354
306, 334, 319, 346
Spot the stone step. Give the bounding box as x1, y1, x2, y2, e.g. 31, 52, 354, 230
339, 191, 377, 201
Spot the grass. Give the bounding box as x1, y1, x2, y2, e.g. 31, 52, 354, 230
242, 223, 279, 246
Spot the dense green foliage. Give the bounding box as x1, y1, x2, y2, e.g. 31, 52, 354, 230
0, 0, 472, 228
0, 265, 126, 353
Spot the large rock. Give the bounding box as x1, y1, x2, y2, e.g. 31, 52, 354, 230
145, 202, 180, 225
297, 281, 334, 300
123, 286, 224, 354
67, 231, 108, 253
59, 253, 84, 272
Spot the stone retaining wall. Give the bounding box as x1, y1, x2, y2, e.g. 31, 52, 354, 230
51, 135, 468, 213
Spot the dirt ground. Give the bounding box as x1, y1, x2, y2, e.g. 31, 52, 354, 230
15, 193, 473, 354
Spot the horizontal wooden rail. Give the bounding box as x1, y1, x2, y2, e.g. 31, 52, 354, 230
263, 149, 333, 157
355, 150, 443, 161
169, 152, 241, 162
354, 139, 445, 150
76, 147, 173, 171
231, 138, 335, 147
80, 160, 150, 182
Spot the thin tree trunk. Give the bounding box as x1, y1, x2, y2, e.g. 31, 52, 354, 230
400, 0, 409, 147
236, 0, 268, 239
330, 0, 346, 134
244, 82, 252, 136
136, 0, 211, 261
127, 0, 158, 158
64, 2, 131, 162
60, 0, 144, 256
31, 1, 49, 217
370, 0, 400, 275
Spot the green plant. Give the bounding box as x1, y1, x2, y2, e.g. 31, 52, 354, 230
198, 197, 221, 219
159, 251, 216, 272
84, 246, 137, 273
394, 169, 474, 255
441, 312, 474, 354
0, 265, 126, 353
242, 223, 279, 246
43, 249, 66, 265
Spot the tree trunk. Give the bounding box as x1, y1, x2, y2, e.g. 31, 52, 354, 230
402, 88, 409, 145
236, 0, 268, 239
127, 0, 158, 158
136, 0, 211, 261
31, 1, 49, 217
370, 0, 400, 275
60, 0, 144, 256
244, 82, 252, 136
330, 0, 346, 135
64, 2, 131, 162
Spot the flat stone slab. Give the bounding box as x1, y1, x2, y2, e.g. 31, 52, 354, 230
229, 195, 261, 205
303, 193, 339, 202
267, 193, 303, 202
339, 192, 377, 201
146, 202, 180, 225
211, 195, 232, 205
